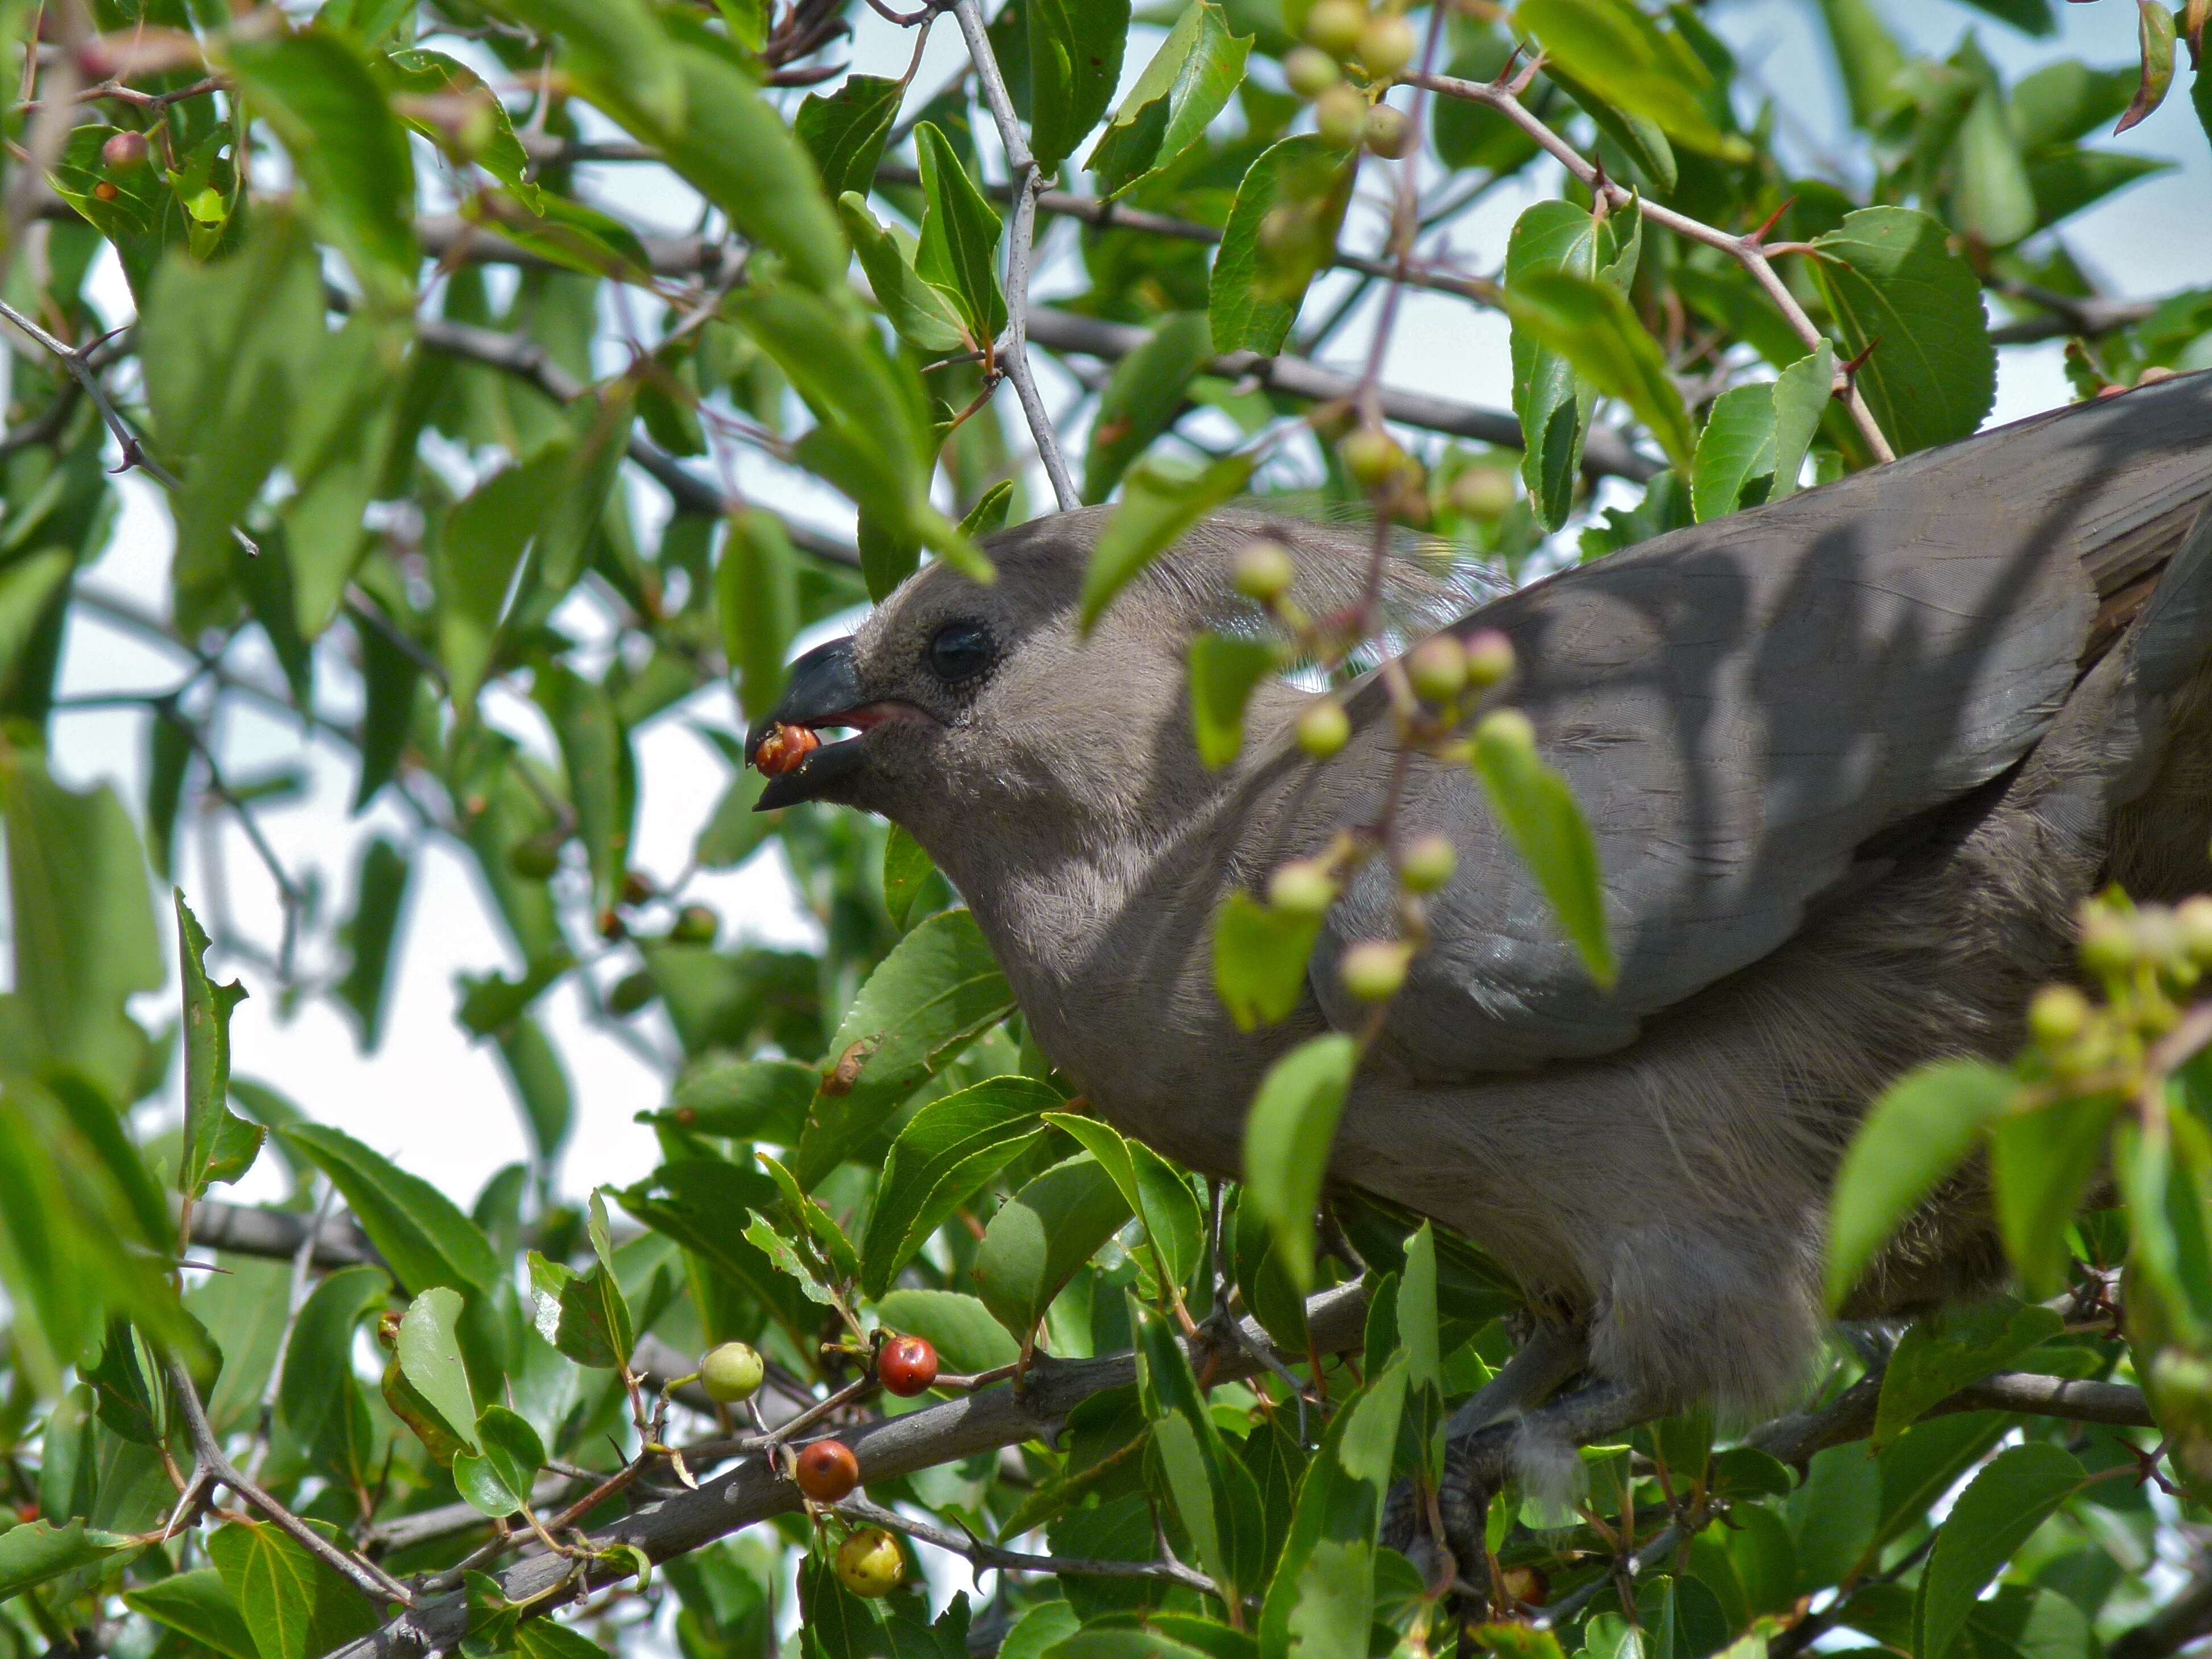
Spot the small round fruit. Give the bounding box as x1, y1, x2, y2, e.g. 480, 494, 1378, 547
1269, 858, 1340, 916
1450, 467, 1517, 521
835, 1528, 905, 1598
878, 1335, 940, 1397
671, 903, 718, 944
1501, 1563, 1551, 1607
1357, 13, 1419, 79
1340, 426, 1402, 488
1314, 82, 1369, 148
1340, 939, 1413, 1001
1298, 699, 1351, 759
2028, 985, 2091, 1047
1463, 628, 1516, 688
1364, 104, 1412, 158
608, 971, 656, 1017
1233, 539, 1296, 603
1305, 0, 1369, 59
1284, 44, 1340, 97
1406, 635, 1467, 703
700, 1341, 765, 1404
101, 129, 148, 170
795, 1438, 861, 1502
2178, 895, 2212, 963
1400, 833, 1456, 894
507, 835, 562, 880
2135, 903, 2185, 968
1477, 708, 1537, 753
93, 181, 118, 202
2078, 905, 2135, 977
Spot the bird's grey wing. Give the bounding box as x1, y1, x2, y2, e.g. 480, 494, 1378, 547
1248, 372, 2212, 1072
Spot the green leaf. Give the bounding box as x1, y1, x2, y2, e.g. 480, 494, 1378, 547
915, 122, 1007, 345
1028, 0, 1130, 171
1809, 206, 1995, 456
2114, 1116, 2212, 1348
222, 29, 418, 299
1257, 1362, 1408, 1659
1212, 892, 1322, 1031
1955, 0, 2057, 34
1501, 267, 1694, 472
1208, 135, 1357, 357
1086, 0, 1253, 198
1546, 64, 1678, 195
717, 510, 800, 726
335, 837, 410, 1052
975, 1152, 1134, 1336
537, 663, 637, 913
207, 1521, 381, 1659
1046, 1113, 1205, 1295
1082, 453, 1256, 633
0, 1517, 136, 1600
397, 1285, 479, 1452
1241, 1033, 1360, 1291
1952, 85, 2037, 247
273, 1264, 388, 1480
1872, 1297, 2064, 1447
860, 1075, 1060, 1298
491, 0, 683, 133
1691, 382, 1778, 524
794, 909, 1017, 1186
1872, 1412, 2009, 1553
874, 1287, 1022, 1374
1514, 0, 1750, 160
1966, 1587, 2094, 1659
1504, 199, 1639, 527
1187, 632, 1280, 769
1824, 1060, 2016, 1308
883, 824, 938, 931
1768, 342, 1833, 504
1990, 1093, 2115, 1297
1135, 1301, 1266, 1604
0, 750, 163, 1099
384, 48, 538, 210
1913, 1445, 2085, 1659
843, 193, 972, 357
175, 892, 261, 1198
796, 73, 902, 201
126, 1569, 258, 1659
434, 442, 576, 709
2117, 0, 2178, 134
2010, 61, 2139, 148
960, 480, 1017, 539
1087, 312, 1216, 503
283, 1123, 500, 1294
1471, 716, 1616, 989
2027, 147, 2170, 230
655, 1056, 818, 1141
455, 1404, 547, 1517
496, 1015, 573, 1166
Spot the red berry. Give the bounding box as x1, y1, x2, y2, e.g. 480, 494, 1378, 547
101, 130, 148, 170
92, 181, 118, 202
794, 1438, 860, 1501
878, 1335, 939, 1397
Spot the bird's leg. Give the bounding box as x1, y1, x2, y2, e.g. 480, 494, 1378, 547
1383, 1322, 1591, 1574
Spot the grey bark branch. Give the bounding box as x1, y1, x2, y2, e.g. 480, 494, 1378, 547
833, 1495, 1220, 1597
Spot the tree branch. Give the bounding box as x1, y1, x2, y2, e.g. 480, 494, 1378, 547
948, 0, 1079, 511
833, 1495, 1220, 1598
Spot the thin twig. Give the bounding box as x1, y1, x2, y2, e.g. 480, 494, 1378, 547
948, 0, 1079, 511
166, 1358, 416, 1608
1409, 67, 1896, 464
834, 1495, 1222, 1598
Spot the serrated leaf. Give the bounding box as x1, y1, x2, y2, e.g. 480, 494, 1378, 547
0, 1518, 136, 1600
860, 1075, 1059, 1298
974, 1152, 1133, 1336
1914, 1445, 2085, 1659
1872, 1297, 2063, 1446
125, 1569, 258, 1659
1514, 0, 1749, 160
843, 193, 972, 356
1046, 1113, 1204, 1294
1502, 267, 1694, 472
1208, 135, 1356, 357
796, 73, 902, 201
397, 1285, 478, 1452
1028, 0, 1130, 171
455, 1404, 546, 1517
207, 1521, 381, 1659
283, 1124, 500, 1294
914, 122, 1006, 345
2118, 0, 2178, 133
176, 892, 261, 1199
1086, 0, 1253, 198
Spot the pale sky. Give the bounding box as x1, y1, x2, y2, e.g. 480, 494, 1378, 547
24, 0, 2212, 1208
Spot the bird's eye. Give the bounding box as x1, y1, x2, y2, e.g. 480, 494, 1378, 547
925, 620, 993, 684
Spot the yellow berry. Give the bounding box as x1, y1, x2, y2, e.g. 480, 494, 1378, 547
700, 1342, 765, 1404
1340, 426, 1402, 488
1463, 628, 1516, 688
1285, 45, 1340, 97
1364, 104, 1412, 158
1451, 467, 1517, 521
2027, 984, 2091, 1047
1477, 708, 1536, 753
1298, 699, 1351, 759
1305, 0, 1369, 59
1406, 636, 1467, 703
1340, 939, 1412, 1001
1357, 14, 1419, 80
1400, 833, 1456, 894
1233, 539, 1296, 603
1314, 82, 1369, 148
1269, 859, 1340, 916
834, 1527, 905, 1598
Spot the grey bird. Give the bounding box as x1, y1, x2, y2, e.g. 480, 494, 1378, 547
748, 372, 2212, 1466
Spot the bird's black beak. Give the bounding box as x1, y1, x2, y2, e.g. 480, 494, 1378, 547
746, 637, 871, 810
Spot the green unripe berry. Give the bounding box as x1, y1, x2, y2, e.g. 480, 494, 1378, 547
1233, 539, 1297, 603
1406, 635, 1467, 703
1284, 44, 1340, 97
2079, 905, 2136, 977
1463, 628, 1516, 689
1340, 939, 1412, 1001
1339, 426, 1402, 488
2028, 984, 2091, 1047
671, 903, 719, 944
1269, 859, 1340, 916
1314, 82, 1369, 148
700, 1341, 765, 1404
608, 971, 656, 1016
1364, 104, 1412, 158
1357, 13, 1419, 80
1476, 708, 1536, 753
1400, 833, 1456, 894
2135, 903, 2186, 969
2178, 895, 2212, 964
1305, 0, 1369, 59
1298, 699, 1351, 759
507, 835, 562, 880
1450, 467, 1517, 521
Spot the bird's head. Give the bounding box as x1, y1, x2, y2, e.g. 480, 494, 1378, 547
743, 505, 1470, 876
